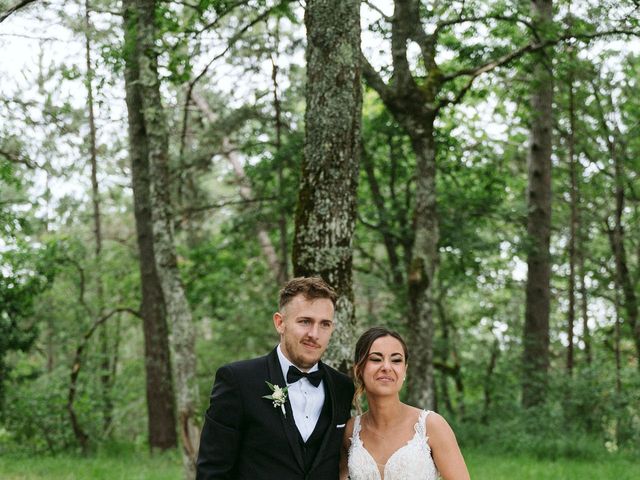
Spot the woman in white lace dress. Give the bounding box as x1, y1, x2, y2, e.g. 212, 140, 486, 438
339, 327, 470, 480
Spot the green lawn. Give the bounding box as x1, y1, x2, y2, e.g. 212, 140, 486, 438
0, 448, 637, 479
0, 449, 181, 480
465, 450, 639, 480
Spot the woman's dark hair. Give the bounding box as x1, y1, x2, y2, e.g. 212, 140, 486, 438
352, 327, 409, 413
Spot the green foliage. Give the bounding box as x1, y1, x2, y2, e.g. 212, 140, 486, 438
0, 242, 57, 413
2, 366, 76, 454
2, 0, 639, 465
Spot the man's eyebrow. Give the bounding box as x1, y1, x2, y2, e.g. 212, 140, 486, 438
296, 316, 333, 322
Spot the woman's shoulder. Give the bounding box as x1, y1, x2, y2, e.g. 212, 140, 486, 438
424, 410, 449, 430
345, 415, 358, 433
341, 415, 358, 448
423, 410, 459, 447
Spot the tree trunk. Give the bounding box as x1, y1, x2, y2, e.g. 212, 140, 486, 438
608, 148, 640, 366
566, 67, 577, 376
270, 23, 289, 285
522, 0, 553, 409
482, 338, 500, 424
405, 128, 438, 410
578, 241, 591, 365
293, 0, 362, 371
359, 0, 444, 409
593, 82, 640, 367
122, 0, 178, 452
84, 0, 113, 434
134, 1, 200, 474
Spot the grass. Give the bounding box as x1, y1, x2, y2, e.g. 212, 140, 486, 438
465, 449, 639, 480
0, 445, 181, 480
0, 447, 637, 479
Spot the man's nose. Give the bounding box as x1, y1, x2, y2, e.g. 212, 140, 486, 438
308, 322, 320, 339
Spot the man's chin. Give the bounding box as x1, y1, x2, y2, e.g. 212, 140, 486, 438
296, 355, 322, 369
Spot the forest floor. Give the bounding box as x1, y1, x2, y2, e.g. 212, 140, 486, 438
0, 448, 637, 479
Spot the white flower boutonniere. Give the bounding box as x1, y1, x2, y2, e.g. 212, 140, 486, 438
263, 381, 289, 417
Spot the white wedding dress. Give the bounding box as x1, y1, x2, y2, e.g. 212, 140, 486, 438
348, 410, 439, 480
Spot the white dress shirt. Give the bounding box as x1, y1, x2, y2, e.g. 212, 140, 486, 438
277, 344, 325, 442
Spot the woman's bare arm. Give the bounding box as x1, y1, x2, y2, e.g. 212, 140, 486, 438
427, 413, 470, 480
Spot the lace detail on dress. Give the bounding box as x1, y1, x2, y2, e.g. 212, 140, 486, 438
348, 410, 439, 480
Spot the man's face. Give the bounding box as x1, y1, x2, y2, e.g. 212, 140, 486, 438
273, 294, 335, 370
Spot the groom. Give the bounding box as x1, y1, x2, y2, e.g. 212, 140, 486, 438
196, 277, 354, 480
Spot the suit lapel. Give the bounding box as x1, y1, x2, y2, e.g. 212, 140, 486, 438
266, 348, 305, 471
308, 362, 338, 474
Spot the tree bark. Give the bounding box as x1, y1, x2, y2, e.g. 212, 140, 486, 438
133, 0, 200, 473
122, 0, 178, 452
566, 64, 577, 376
84, 0, 114, 434
521, 0, 553, 409
271, 24, 289, 285
482, 338, 500, 424
359, 0, 442, 409
293, 0, 362, 371
592, 82, 640, 367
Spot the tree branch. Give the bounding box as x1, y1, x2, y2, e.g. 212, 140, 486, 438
0, 0, 37, 23
361, 52, 396, 106
363, 0, 391, 22
180, 1, 288, 154
180, 196, 277, 215
435, 14, 541, 43
438, 29, 640, 110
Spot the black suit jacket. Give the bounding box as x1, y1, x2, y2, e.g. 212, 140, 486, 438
196, 348, 354, 480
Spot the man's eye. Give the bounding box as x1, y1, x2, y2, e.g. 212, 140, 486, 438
301, 319, 310, 325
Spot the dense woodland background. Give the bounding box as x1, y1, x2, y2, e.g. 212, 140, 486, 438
1, 0, 639, 478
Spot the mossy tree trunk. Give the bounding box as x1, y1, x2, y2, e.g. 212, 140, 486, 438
122, 0, 178, 453
129, 0, 200, 474
293, 0, 362, 370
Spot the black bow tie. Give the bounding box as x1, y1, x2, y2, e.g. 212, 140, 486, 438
287, 366, 324, 387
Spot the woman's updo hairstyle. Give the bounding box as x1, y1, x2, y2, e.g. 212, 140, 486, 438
352, 326, 409, 413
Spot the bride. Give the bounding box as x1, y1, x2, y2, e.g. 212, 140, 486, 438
339, 327, 470, 480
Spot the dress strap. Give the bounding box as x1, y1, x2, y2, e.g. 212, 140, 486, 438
352, 415, 363, 439
416, 409, 430, 436
349, 415, 364, 449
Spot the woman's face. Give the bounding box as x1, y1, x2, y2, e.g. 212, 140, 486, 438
361, 335, 407, 396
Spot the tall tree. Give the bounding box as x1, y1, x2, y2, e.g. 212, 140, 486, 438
594, 81, 640, 366
565, 54, 577, 376
293, 0, 362, 369
522, 0, 553, 408
122, 0, 178, 451
84, 0, 114, 434
130, 0, 200, 473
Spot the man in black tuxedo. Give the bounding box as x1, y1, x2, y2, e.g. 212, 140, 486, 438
196, 277, 354, 480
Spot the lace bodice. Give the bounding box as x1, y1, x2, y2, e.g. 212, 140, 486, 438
348, 410, 439, 480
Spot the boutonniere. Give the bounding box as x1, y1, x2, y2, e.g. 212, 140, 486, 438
263, 381, 289, 417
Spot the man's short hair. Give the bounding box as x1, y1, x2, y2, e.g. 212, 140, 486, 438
278, 277, 337, 310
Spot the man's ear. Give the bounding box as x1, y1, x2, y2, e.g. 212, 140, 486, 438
273, 311, 285, 334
